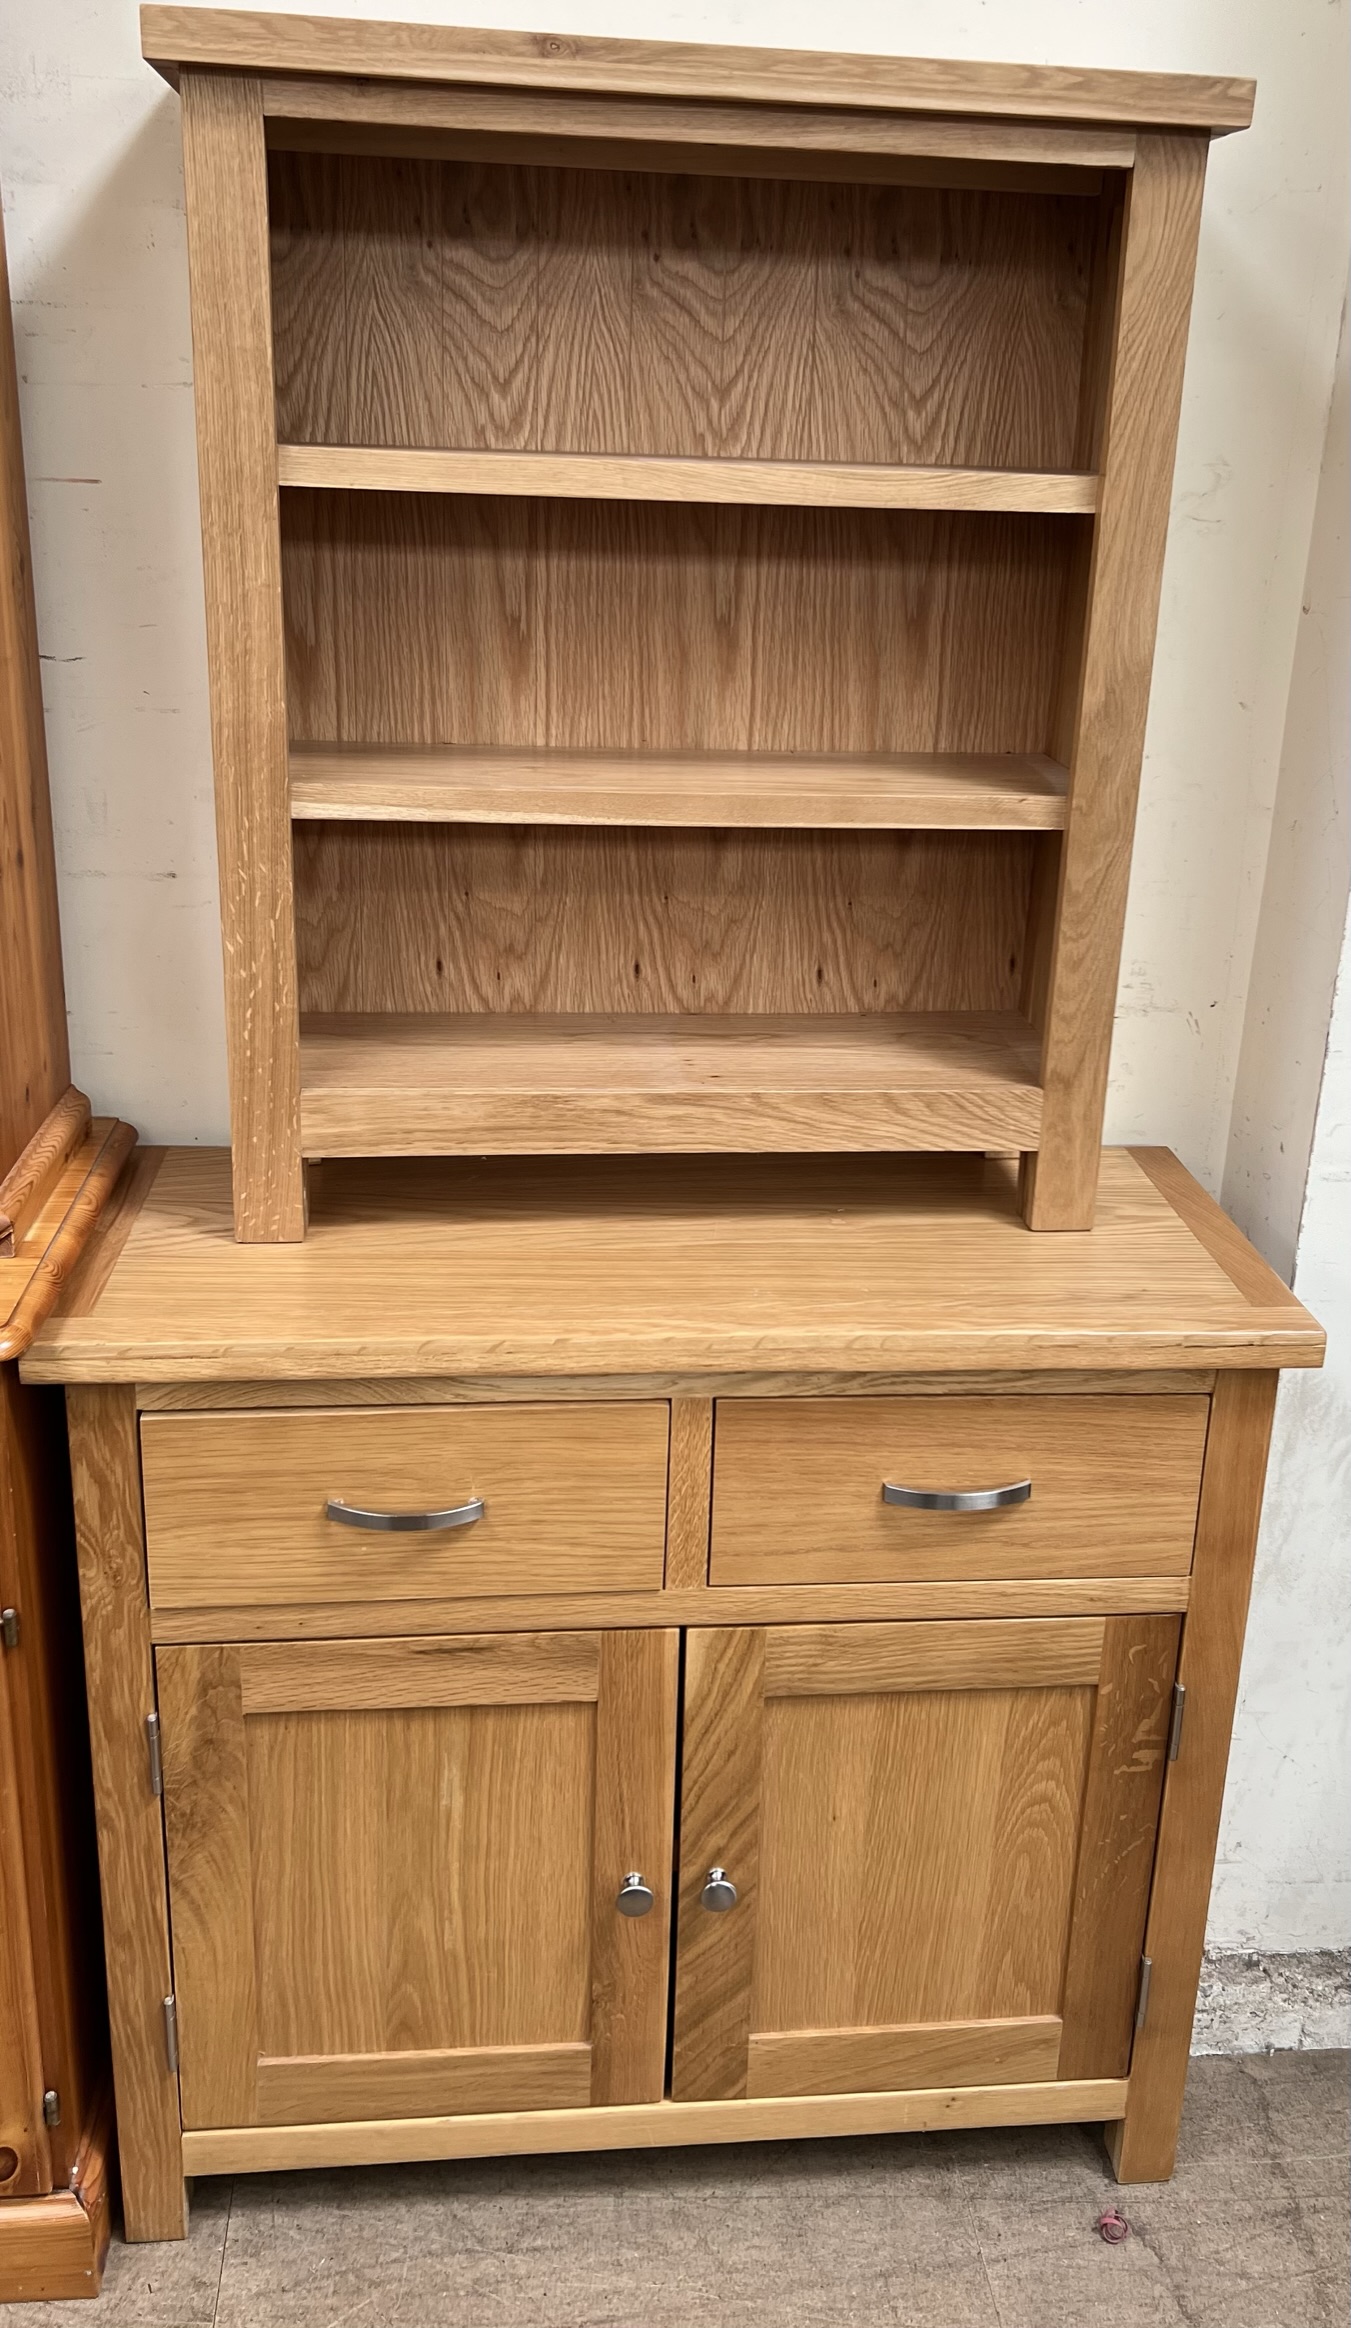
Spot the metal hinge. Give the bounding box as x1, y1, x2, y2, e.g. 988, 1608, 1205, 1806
42, 2088, 61, 2128
1135, 1954, 1153, 2032
145, 1711, 163, 1797
163, 1994, 179, 2074
1167, 1683, 1187, 1763
1, 1606, 19, 1651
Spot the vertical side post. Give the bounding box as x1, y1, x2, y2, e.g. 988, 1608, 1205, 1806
1107, 1370, 1278, 2181
180, 72, 305, 1242
1024, 136, 1209, 1230
66, 1387, 186, 2240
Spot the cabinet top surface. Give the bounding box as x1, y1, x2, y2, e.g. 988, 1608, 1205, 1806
139, 6, 1254, 133
21, 1147, 1320, 1385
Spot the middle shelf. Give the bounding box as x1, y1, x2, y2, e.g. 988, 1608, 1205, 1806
288, 745, 1071, 831
298, 1011, 1044, 1158
277, 444, 1100, 514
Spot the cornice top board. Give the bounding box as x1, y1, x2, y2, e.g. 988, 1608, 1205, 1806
139, 7, 1255, 133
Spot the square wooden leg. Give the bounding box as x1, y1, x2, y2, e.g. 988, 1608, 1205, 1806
1107, 1371, 1277, 2180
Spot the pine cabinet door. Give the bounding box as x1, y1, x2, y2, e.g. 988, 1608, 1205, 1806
671, 1617, 1178, 2103
157, 1630, 677, 2130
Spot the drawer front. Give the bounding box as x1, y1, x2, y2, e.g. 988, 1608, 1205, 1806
709, 1395, 1208, 1585
141, 1404, 670, 1608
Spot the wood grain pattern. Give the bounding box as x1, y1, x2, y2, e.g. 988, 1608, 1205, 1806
65, 1386, 186, 2239
137, 1368, 1215, 1412
0, 1119, 138, 1364
1025, 135, 1209, 1229
297, 1012, 1043, 1158
0, 1364, 104, 2192
156, 1646, 259, 2128
665, 1399, 713, 1589
281, 494, 1074, 759
753, 1671, 1093, 2039
149, 1577, 1192, 1649
287, 744, 1071, 831
141, 12, 1256, 134
158, 1622, 678, 2135
260, 78, 1133, 184
180, 72, 304, 1240
0, 1088, 89, 1258
0, 2171, 109, 2304
293, 826, 1036, 1018
23, 1147, 1323, 1385
279, 443, 1097, 508
256, 2043, 590, 2124
710, 1395, 1208, 1585
238, 1632, 603, 1714
1108, 1373, 1278, 2181
262, 79, 1133, 184
140, 1403, 670, 1606
248, 1698, 594, 2062
670, 1628, 764, 2101
588, 1629, 679, 2105
1058, 1614, 1179, 2080
1129, 1148, 1303, 1309
0, 1637, 46, 2193
0, 209, 69, 1166
442, 162, 537, 451
746, 2016, 1062, 2099
181, 2075, 1132, 2175
762, 1618, 1107, 1697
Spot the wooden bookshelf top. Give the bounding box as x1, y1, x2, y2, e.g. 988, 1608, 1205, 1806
140, 8, 1255, 135
22, 1146, 1321, 1385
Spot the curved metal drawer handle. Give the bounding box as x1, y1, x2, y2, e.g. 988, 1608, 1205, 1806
325, 1496, 486, 1533
882, 1479, 1031, 1513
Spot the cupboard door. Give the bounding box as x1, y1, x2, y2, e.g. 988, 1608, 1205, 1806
671, 1617, 1177, 2103
158, 1630, 677, 2129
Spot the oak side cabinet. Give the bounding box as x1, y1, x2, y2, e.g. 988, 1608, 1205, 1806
22, 1144, 1322, 2239
143, 6, 1254, 1239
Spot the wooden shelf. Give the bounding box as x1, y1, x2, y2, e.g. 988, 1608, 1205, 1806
277, 445, 1099, 515
289, 746, 1071, 831
298, 1012, 1043, 1157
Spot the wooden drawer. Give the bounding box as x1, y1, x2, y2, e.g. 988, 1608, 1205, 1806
709, 1395, 1209, 1585
140, 1404, 670, 1608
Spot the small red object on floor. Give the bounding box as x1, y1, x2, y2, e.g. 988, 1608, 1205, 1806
1097, 2207, 1131, 2244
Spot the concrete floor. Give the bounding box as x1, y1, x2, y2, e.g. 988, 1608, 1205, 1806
11, 2052, 1347, 2327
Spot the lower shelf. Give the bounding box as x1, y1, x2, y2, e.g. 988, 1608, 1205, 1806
298, 1012, 1043, 1157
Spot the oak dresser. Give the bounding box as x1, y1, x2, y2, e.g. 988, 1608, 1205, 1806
22, 1142, 1323, 2237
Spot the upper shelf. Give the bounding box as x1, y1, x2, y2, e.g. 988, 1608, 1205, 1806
276, 446, 1100, 514
140, 8, 1255, 134
289, 745, 1071, 831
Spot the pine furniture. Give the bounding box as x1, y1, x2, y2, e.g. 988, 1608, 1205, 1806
22, 1142, 1322, 2238
144, 6, 1255, 1239
0, 193, 136, 2302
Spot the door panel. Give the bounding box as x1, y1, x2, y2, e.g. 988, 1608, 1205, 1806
159, 1630, 677, 2129
746, 2016, 1063, 2100
673, 1615, 1177, 2104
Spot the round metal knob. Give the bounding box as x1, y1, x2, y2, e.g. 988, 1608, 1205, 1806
616, 1872, 655, 1918
701, 1866, 738, 1913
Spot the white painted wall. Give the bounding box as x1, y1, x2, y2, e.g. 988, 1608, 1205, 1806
1, 0, 1348, 1963
1212, 912, 1351, 1952
1211, 308, 1351, 1958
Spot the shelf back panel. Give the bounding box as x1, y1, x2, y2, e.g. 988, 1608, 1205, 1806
269, 152, 1099, 470
293, 824, 1036, 1018
281, 494, 1078, 759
